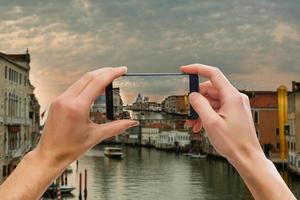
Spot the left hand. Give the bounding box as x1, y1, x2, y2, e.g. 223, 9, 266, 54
35, 66, 139, 168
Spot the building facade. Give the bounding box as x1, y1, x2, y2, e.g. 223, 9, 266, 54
0, 51, 40, 183
243, 91, 280, 155
287, 81, 300, 174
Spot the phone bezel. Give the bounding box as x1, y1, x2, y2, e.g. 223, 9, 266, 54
105, 73, 199, 120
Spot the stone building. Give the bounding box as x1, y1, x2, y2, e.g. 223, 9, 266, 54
0, 51, 40, 183
287, 81, 300, 174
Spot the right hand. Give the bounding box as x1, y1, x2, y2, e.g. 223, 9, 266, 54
181, 64, 264, 163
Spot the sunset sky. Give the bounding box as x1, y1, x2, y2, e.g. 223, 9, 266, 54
0, 0, 300, 112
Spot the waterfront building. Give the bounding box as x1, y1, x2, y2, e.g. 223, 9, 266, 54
155, 130, 190, 150
113, 87, 123, 118
0, 51, 40, 183
132, 94, 149, 111
92, 94, 106, 113
242, 91, 280, 155
162, 95, 189, 115
148, 102, 161, 112
287, 81, 300, 174
141, 127, 159, 146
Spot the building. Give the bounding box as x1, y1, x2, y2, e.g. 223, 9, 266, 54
113, 88, 123, 118
92, 94, 106, 113
0, 51, 40, 183
243, 91, 280, 155
132, 94, 149, 111
287, 81, 300, 174
141, 127, 159, 146
155, 130, 190, 150
148, 102, 161, 112
162, 95, 189, 115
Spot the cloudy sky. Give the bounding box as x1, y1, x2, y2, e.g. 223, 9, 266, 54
0, 0, 300, 112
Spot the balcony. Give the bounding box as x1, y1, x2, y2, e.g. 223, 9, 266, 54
0, 116, 32, 125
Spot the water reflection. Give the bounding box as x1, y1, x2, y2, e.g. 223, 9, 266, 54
63, 146, 300, 200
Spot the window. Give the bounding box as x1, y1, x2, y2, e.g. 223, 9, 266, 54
298, 160, 300, 168
19, 73, 22, 84
276, 142, 280, 149
276, 128, 279, 135
254, 111, 259, 124
9, 68, 11, 80
5, 66, 7, 79
288, 142, 290, 149
24, 75, 26, 86
2, 165, 6, 177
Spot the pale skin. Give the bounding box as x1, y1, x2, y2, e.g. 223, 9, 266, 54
0, 64, 296, 200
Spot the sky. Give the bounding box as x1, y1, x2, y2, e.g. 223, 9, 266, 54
0, 0, 300, 112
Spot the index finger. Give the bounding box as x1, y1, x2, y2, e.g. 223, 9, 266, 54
180, 64, 236, 96
76, 66, 127, 106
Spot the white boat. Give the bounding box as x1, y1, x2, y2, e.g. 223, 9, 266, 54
60, 185, 76, 194
104, 147, 123, 159
190, 154, 207, 159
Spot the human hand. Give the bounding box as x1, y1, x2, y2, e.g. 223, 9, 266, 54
181, 64, 263, 163
181, 64, 296, 200
35, 67, 139, 168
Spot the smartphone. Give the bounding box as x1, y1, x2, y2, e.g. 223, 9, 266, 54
105, 73, 199, 121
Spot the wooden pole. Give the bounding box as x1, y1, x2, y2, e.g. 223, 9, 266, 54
84, 169, 87, 199
79, 173, 82, 200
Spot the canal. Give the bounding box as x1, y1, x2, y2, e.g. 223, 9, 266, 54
63, 145, 300, 200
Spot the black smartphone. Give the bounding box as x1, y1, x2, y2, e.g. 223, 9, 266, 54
105, 73, 199, 121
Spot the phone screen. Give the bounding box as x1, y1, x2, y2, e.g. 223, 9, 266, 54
105, 74, 198, 121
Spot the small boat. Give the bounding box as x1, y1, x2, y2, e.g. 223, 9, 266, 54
104, 147, 123, 159
60, 185, 76, 194
45, 183, 75, 195
190, 154, 207, 159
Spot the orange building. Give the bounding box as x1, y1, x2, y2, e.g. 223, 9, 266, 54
242, 91, 280, 154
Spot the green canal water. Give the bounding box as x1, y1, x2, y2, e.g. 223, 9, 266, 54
64, 146, 300, 200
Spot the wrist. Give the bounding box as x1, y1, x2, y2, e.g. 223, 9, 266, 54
28, 147, 70, 173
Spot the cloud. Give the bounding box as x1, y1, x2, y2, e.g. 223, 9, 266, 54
0, 0, 299, 112
273, 23, 300, 43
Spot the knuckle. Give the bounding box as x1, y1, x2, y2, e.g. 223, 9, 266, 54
66, 104, 83, 118
51, 97, 65, 110
241, 93, 249, 103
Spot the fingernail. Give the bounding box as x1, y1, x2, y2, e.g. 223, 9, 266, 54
189, 92, 199, 103
118, 66, 127, 73
130, 120, 139, 127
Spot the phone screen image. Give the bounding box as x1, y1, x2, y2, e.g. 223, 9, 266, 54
105, 73, 199, 121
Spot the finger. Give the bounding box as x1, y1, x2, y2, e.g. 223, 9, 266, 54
200, 81, 220, 100
193, 119, 202, 133
89, 120, 139, 145
180, 64, 236, 96
77, 66, 127, 106
65, 68, 113, 97
189, 92, 222, 129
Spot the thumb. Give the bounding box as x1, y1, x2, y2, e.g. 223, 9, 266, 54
89, 120, 139, 145
189, 92, 221, 127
